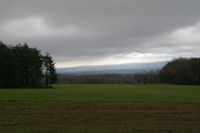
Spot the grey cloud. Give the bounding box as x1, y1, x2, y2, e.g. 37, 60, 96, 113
1, 0, 200, 67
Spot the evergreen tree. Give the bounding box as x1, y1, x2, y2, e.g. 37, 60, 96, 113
42, 53, 57, 88
12, 43, 43, 87
0, 42, 20, 88
0, 42, 57, 88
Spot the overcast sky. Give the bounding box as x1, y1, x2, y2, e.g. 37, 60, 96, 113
1, 0, 200, 68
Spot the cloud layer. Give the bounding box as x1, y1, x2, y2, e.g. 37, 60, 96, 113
0, 0, 200, 68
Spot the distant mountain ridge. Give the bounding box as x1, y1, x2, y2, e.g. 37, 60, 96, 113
56, 61, 168, 75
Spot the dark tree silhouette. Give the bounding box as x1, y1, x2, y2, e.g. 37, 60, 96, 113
42, 53, 57, 88
12, 43, 43, 87
134, 70, 160, 84
159, 58, 200, 85
0, 42, 57, 88
0, 42, 20, 88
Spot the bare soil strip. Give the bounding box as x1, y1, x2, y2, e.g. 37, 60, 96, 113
0, 103, 200, 133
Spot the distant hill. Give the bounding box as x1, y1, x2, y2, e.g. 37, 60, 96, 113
56, 61, 168, 75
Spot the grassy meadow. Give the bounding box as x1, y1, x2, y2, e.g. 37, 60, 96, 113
0, 84, 200, 103
0, 84, 200, 133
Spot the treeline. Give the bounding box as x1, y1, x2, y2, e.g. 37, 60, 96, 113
0, 42, 57, 88
57, 71, 159, 84
134, 70, 160, 84
160, 58, 200, 85
58, 58, 200, 85
58, 74, 135, 84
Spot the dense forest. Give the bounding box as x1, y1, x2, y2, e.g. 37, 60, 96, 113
160, 58, 200, 85
0, 42, 57, 88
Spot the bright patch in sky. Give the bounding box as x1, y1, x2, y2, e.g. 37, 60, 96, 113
56, 22, 200, 68
170, 22, 200, 44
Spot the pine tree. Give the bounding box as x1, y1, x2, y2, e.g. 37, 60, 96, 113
42, 53, 57, 88
12, 43, 43, 87
0, 42, 57, 88
0, 42, 20, 88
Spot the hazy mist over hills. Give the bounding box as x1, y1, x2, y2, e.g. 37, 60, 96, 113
57, 61, 168, 75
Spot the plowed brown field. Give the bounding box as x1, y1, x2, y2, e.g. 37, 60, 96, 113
0, 102, 199, 133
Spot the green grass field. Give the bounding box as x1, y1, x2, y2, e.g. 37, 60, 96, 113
0, 84, 200, 103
